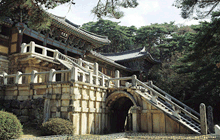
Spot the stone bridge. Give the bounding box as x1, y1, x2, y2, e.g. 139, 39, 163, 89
0, 42, 204, 135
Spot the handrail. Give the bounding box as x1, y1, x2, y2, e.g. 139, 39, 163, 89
57, 51, 88, 73
150, 83, 200, 117
135, 79, 200, 123
109, 77, 132, 81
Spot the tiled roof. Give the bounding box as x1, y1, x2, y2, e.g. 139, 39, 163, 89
89, 50, 133, 71
0, 17, 13, 26
49, 14, 111, 48
102, 47, 161, 64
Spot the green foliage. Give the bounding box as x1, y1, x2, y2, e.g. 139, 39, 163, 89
175, 12, 220, 111
173, 0, 220, 19
0, 110, 23, 139
82, 19, 137, 53
0, 0, 74, 30
92, 0, 138, 19
41, 118, 74, 136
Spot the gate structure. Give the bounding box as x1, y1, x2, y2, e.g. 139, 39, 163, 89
0, 42, 203, 135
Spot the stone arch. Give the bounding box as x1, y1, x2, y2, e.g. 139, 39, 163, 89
106, 90, 138, 108
106, 91, 139, 133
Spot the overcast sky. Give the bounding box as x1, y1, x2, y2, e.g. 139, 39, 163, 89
47, 0, 205, 28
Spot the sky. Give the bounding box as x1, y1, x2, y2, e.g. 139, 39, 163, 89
47, 0, 206, 28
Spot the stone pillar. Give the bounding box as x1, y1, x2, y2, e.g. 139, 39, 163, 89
115, 70, 120, 88
200, 103, 207, 135
3, 71, 7, 85
131, 106, 140, 132
71, 83, 81, 135
94, 62, 99, 85
15, 71, 22, 84
20, 43, 27, 53
89, 71, 93, 84
78, 58, 83, 67
31, 70, 38, 83
49, 69, 56, 82
53, 49, 59, 60
29, 41, 35, 53
207, 106, 214, 133
215, 125, 220, 135
132, 75, 137, 87
72, 112, 80, 135
71, 67, 78, 82
43, 96, 51, 123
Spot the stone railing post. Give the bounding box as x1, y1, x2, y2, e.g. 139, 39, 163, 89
115, 70, 120, 88
15, 71, 22, 84
53, 49, 59, 60
71, 67, 78, 82
20, 43, 27, 53
132, 75, 137, 87
148, 81, 153, 95
125, 82, 130, 88
29, 41, 35, 53
3, 72, 8, 85
151, 92, 158, 104
172, 106, 181, 119
49, 69, 56, 82
78, 58, 83, 67
208, 106, 214, 133
200, 103, 208, 135
82, 72, 86, 83
101, 75, 105, 87
42, 48, 47, 56
31, 70, 38, 83
89, 71, 93, 84
94, 62, 99, 85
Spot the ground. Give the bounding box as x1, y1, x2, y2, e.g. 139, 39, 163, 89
17, 127, 219, 140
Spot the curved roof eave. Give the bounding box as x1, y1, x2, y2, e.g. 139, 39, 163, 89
88, 51, 133, 72
102, 47, 161, 64
49, 14, 111, 48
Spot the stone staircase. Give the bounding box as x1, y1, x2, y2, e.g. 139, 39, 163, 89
133, 80, 201, 134
18, 41, 202, 134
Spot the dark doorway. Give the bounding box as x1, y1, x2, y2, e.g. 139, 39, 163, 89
109, 97, 133, 133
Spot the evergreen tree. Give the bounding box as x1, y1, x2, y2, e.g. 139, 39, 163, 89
173, 0, 220, 19
82, 19, 136, 53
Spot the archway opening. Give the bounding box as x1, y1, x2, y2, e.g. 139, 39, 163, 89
109, 97, 134, 133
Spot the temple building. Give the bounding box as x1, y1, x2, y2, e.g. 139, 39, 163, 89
0, 13, 159, 80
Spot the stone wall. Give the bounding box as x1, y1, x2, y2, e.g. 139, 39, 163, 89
0, 98, 44, 126
0, 55, 9, 73
0, 81, 108, 134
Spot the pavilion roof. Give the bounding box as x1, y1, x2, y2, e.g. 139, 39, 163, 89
49, 14, 111, 48
102, 47, 161, 64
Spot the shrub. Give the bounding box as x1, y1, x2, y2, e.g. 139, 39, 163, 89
41, 118, 73, 135
0, 110, 23, 139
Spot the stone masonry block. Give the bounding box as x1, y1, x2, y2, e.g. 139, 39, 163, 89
62, 100, 70, 106
33, 95, 43, 99
61, 107, 68, 112
82, 100, 88, 108
5, 96, 14, 100
51, 107, 57, 112
19, 90, 30, 96
61, 94, 70, 100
